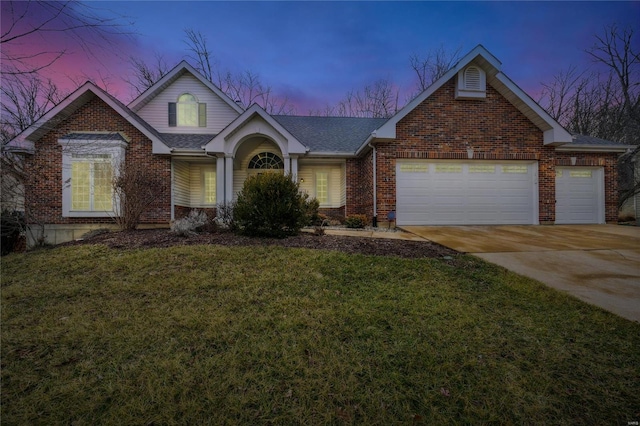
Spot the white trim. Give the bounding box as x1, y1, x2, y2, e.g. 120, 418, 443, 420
205, 104, 307, 156
555, 144, 630, 153
58, 138, 127, 218
128, 61, 244, 114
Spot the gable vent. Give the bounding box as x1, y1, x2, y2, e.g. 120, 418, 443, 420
464, 67, 481, 90
456, 65, 486, 99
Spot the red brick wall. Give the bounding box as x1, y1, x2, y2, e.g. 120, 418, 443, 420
24, 95, 171, 225
346, 151, 373, 217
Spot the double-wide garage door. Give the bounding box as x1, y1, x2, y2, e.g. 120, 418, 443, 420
396, 160, 537, 225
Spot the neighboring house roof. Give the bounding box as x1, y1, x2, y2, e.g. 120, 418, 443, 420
128, 60, 244, 115
5, 82, 172, 155
273, 116, 388, 154
555, 134, 634, 153
369, 44, 573, 152
160, 133, 216, 150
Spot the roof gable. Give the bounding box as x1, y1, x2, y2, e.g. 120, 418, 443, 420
128, 61, 244, 115
373, 45, 572, 147
6, 82, 171, 154
205, 104, 307, 156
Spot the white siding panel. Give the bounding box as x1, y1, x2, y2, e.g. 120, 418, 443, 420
137, 74, 239, 134
173, 160, 190, 206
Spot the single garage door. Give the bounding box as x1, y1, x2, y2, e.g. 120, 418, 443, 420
396, 160, 538, 225
555, 167, 604, 224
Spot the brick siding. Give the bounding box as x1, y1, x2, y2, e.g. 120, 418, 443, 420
344, 78, 619, 224
24, 96, 171, 226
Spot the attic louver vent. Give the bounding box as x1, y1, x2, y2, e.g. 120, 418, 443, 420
464, 67, 481, 90
455, 65, 486, 99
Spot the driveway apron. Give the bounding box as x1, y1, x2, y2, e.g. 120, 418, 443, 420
402, 225, 640, 322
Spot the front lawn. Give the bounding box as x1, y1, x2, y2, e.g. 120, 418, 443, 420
2, 244, 638, 424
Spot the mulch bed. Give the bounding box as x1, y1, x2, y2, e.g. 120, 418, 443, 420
61, 229, 459, 259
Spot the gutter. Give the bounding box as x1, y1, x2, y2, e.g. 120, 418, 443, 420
555, 145, 632, 153
368, 143, 377, 227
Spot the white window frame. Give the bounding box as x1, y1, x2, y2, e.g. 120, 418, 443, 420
177, 93, 198, 127
59, 138, 126, 218
315, 171, 329, 205
202, 168, 216, 205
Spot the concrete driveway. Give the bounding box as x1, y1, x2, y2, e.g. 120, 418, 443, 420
402, 225, 640, 322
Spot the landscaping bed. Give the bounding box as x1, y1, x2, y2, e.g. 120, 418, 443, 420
61, 228, 458, 259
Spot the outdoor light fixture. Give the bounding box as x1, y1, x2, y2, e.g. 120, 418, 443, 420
300, 178, 304, 183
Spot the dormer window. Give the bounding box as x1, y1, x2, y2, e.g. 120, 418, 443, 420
455, 65, 486, 99
168, 93, 207, 127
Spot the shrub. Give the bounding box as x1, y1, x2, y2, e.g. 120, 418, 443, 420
344, 214, 368, 229
233, 173, 318, 238
1, 209, 25, 255
215, 202, 235, 229
171, 210, 208, 237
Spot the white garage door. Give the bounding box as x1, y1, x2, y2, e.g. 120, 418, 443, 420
396, 160, 538, 225
555, 167, 604, 224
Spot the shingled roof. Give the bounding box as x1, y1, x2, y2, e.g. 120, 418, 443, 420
160, 133, 216, 150
273, 116, 387, 153
570, 134, 630, 146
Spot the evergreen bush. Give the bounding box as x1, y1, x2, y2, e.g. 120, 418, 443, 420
233, 173, 317, 238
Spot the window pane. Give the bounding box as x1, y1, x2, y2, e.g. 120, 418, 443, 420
203, 170, 216, 204
71, 162, 91, 210
93, 162, 113, 211
177, 102, 198, 126
316, 172, 328, 204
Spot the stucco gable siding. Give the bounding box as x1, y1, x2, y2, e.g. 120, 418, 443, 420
136, 74, 239, 134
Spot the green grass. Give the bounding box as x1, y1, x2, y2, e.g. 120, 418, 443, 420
2, 244, 639, 425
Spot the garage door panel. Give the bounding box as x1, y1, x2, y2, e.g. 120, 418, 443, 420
396, 161, 537, 225
555, 167, 603, 224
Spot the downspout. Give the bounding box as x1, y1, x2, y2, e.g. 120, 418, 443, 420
368, 143, 377, 227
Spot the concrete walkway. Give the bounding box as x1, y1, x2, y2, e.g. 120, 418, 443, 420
402, 225, 640, 322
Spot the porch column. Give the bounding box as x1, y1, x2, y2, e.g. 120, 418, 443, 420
216, 155, 225, 207
225, 155, 234, 203
290, 156, 298, 181
283, 155, 291, 175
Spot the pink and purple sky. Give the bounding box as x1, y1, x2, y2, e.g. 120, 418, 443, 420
2, 1, 639, 113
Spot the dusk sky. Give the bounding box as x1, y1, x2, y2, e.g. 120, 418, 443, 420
3, 1, 639, 114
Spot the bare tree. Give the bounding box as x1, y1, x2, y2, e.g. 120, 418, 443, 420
540, 24, 639, 144
184, 28, 215, 82
409, 45, 462, 96
587, 24, 640, 144
124, 53, 171, 97
310, 79, 398, 118
0, 0, 134, 76
112, 160, 169, 230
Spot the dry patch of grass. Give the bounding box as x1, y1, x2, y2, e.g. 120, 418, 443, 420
2, 245, 639, 424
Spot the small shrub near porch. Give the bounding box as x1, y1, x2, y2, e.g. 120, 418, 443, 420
233, 172, 318, 238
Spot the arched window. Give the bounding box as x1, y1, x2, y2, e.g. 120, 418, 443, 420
248, 152, 284, 170
177, 93, 198, 126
